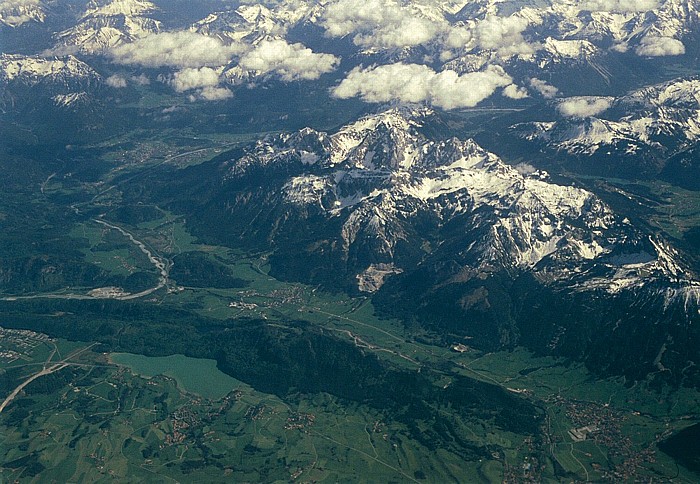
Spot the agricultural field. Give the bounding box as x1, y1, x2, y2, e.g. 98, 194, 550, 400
0, 139, 698, 482
1, 311, 698, 482
0, 335, 511, 482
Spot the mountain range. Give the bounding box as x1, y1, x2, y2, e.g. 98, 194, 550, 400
512, 77, 700, 186
3, 0, 700, 387
146, 106, 700, 385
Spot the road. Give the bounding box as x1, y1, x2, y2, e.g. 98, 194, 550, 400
0, 343, 98, 415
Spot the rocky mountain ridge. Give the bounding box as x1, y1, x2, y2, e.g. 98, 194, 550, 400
157, 105, 700, 384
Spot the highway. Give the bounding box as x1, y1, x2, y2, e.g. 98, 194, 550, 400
0, 343, 98, 415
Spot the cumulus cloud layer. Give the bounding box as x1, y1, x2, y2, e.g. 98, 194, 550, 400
557, 97, 614, 118
105, 75, 127, 88
238, 39, 339, 81
321, 0, 444, 49
110, 31, 243, 68
170, 67, 221, 92
107, 31, 338, 100
110, 32, 337, 85
503, 84, 529, 99
321, 1, 537, 56
635, 36, 686, 57
579, 0, 660, 12
529, 78, 559, 99
164, 68, 233, 101
333, 63, 514, 109
474, 15, 535, 57
131, 73, 150, 85
194, 86, 233, 101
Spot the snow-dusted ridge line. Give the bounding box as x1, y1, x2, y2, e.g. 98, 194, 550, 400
226, 106, 697, 295
514, 76, 700, 156
51, 0, 161, 55
0, 53, 102, 86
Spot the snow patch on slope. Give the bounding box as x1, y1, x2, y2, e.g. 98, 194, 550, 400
0, 54, 101, 86
52, 0, 161, 55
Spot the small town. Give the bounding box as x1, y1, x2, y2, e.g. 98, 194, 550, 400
547, 395, 662, 481
0, 327, 51, 364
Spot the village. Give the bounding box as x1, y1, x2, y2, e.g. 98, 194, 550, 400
0, 327, 51, 364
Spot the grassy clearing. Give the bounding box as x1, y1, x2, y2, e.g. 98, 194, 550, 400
69, 222, 153, 277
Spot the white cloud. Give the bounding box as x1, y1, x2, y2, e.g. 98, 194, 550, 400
635, 36, 686, 57
333, 63, 513, 110
529, 78, 559, 99
557, 96, 614, 118
515, 163, 537, 175
197, 86, 233, 101
105, 74, 127, 88
503, 84, 529, 99
131, 74, 150, 85
474, 15, 536, 57
238, 39, 339, 81
170, 67, 221, 92
110, 31, 243, 68
110, 33, 336, 100
321, 0, 444, 50
611, 42, 629, 53
167, 67, 235, 101
579, 0, 660, 12
444, 27, 472, 49
322, 2, 538, 57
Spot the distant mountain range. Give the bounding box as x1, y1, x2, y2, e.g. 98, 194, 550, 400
3, 0, 699, 87
512, 77, 700, 186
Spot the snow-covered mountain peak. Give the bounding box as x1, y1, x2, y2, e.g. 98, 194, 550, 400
327, 106, 436, 167
220, 107, 687, 291
0, 0, 45, 27
236, 4, 275, 24
81, 0, 156, 20
193, 5, 285, 43
52, 91, 90, 107
514, 75, 700, 159
52, 0, 160, 55
214, 106, 700, 296
0, 54, 101, 111
541, 37, 599, 60
0, 54, 100, 85
626, 77, 700, 109
193, 1, 322, 45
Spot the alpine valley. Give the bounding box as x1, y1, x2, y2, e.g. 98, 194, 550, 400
2, 0, 700, 482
